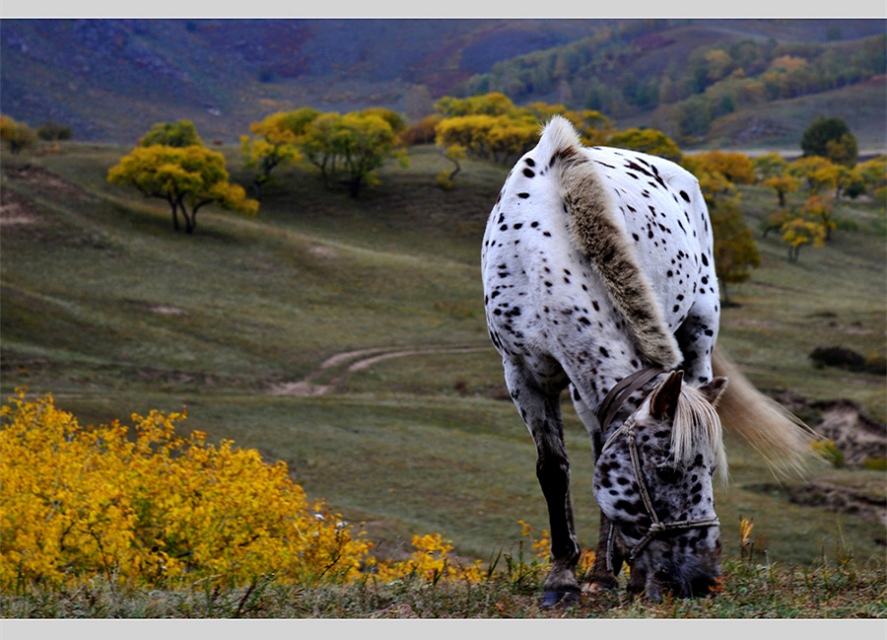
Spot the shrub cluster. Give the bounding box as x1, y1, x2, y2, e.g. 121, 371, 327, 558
0, 390, 374, 591
809, 346, 886, 374
0, 391, 540, 594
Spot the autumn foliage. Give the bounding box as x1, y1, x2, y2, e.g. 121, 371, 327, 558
108, 137, 258, 233
0, 391, 546, 593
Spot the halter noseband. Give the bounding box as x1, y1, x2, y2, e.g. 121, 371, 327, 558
596, 368, 720, 570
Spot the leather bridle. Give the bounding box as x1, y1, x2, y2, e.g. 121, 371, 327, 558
595, 368, 720, 570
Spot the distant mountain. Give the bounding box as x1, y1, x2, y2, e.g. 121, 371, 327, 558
0, 19, 603, 144
1, 18, 884, 150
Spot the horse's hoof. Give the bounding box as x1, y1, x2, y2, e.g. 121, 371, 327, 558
540, 590, 581, 608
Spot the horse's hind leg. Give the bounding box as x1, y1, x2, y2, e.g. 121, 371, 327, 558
503, 357, 580, 606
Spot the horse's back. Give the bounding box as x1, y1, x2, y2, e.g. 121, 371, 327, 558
483, 117, 719, 383
577, 145, 719, 332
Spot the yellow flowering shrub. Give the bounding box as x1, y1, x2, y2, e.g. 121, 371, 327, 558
1, 390, 568, 593
518, 519, 551, 563
0, 390, 370, 590
373, 533, 485, 584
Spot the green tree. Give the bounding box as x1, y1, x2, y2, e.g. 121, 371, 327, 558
825, 135, 859, 168
711, 201, 761, 304
333, 111, 408, 198
361, 107, 407, 136
36, 121, 73, 141
752, 152, 788, 180
140, 120, 203, 148
301, 112, 343, 186
800, 117, 858, 167
107, 145, 258, 234
0, 115, 37, 154
301, 110, 408, 197
850, 155, 886, 204
753, 151, 791, 206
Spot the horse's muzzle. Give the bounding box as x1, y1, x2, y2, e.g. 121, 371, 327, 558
629, 553, 722, 601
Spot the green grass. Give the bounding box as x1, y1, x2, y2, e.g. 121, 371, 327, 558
1, 143, 885, 616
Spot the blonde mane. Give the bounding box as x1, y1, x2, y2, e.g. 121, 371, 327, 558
673, 385, 728, 484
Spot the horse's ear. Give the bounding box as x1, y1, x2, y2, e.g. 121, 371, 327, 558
699, 376, 728, 407
649, 370, 684, 421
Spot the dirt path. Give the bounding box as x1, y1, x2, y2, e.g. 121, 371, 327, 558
267, 345, 490, 397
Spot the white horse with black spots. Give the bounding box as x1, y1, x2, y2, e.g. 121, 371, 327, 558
482, 116, 813, 604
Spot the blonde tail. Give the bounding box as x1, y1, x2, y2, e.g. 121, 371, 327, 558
712, 346, 819, 478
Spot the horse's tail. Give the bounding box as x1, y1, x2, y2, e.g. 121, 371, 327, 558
538, 115, 682, 371
712, 346, 819, 478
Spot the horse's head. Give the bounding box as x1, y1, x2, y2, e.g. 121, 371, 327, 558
593, 370, 728, 601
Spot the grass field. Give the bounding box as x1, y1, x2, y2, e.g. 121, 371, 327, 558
1, 141, 884, 590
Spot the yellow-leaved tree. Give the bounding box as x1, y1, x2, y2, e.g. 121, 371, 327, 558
606, 128, 683, 163
0, 114, 37, 155
240, 108, 320, 199
434, 93, 615, 171
780, 208, 828, 263
108, 144, 258, 234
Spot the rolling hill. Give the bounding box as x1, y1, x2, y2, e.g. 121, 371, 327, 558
1, 18, 885, 151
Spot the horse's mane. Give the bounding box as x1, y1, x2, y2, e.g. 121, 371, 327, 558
537, 116, 682, 371
673, 385, 728, 484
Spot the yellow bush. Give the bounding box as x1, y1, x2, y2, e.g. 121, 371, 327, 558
0, 390, 370, 590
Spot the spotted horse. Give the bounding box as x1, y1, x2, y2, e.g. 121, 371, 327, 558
481, 116, 814, 605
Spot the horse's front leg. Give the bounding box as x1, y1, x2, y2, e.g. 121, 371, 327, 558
569, 386, 624, 593
503, 358, 580, 607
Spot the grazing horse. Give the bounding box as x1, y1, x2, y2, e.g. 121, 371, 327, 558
481, 116, 813, 604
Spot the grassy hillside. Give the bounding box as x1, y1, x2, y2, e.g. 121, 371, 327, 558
1, 143, 884, 575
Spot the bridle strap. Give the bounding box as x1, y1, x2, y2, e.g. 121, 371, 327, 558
596, 367, 664, 431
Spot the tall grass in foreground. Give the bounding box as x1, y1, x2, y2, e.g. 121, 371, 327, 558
1, 391, 883, 618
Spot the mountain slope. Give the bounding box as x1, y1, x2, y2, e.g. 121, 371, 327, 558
0, 18, 599, 143
1, 18, 884, 150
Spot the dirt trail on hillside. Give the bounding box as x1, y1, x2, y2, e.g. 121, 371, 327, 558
267, 345, 490, 397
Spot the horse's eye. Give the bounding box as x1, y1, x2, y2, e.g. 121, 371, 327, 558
655, 465, 682, 483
